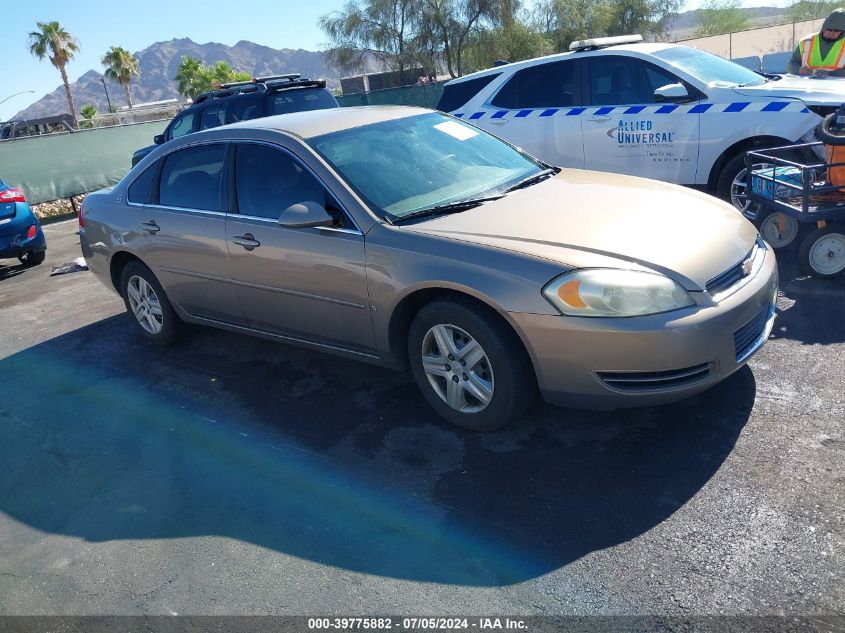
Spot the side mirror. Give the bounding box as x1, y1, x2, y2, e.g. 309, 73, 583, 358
154, 134, 165, 145
279, 201, 334, 229
654, 83, 690, 102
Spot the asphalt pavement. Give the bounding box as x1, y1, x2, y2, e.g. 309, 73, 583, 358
0, 219, 842, 618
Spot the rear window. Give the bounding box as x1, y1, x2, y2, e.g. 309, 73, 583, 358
270, 89, 338, 115
159, 144, 226, 211
436, 73, 501, 112
127, 161, 158, 204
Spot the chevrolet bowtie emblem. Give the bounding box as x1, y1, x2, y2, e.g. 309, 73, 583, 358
742, 257, 754, 276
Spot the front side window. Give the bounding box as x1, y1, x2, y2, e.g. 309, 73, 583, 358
492, 61, 577, 109
308, 112, 544, 220
167, 112, 195, 140
587, 56, 679, 106
159, 144, 226, 211
235, 144, 329, 220
270, 89, 338, 115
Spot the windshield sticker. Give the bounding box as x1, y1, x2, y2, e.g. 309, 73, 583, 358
434, 120, 479, 141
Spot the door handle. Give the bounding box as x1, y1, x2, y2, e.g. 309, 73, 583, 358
588, 116, 611, 122
232, 233, 261, 251
141, 220, 160, 234
488, 119, 509, 126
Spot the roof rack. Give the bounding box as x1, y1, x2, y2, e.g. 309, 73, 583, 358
192, 76, 326, 105
569, 34, 643, 52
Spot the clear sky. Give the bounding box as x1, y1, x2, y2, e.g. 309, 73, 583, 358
0, 0, 795, 121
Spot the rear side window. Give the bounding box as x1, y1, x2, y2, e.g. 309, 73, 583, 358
200, 104, 226, 130
437, 73, 501, 112
127, 161, 158, 204
167, 112, 196, 140
270, 89, 338, 115
159, 145, 226, 211
492, 62, 576, 109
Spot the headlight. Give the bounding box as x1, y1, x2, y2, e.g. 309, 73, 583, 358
543, 269, 695, 317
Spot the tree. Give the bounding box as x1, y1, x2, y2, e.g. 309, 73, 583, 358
79, 104, 97, 128
27, 21, 80, 126
421, 0, 499, 78
173, 56, 251, 100
787, 0, 840, 22
319, 0, 421, 75
102, 46, 140, 109
694, 0, 750, 36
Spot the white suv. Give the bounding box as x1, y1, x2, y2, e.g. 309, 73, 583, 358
437, 36, 845, 210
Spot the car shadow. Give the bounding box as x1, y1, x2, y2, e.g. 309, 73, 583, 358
772, 244, 845, 345
0, 314, 756, 587
0, 260, 27, 281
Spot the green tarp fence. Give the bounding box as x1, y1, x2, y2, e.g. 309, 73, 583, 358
0, 120, 167, 205
0, 82, 445, 206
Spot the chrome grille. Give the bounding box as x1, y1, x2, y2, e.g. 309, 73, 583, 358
706, 238, 765, 298
597, 363, 712, 392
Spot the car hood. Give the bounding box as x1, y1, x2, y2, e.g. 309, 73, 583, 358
399, 170, 759, 291
732, 75, 845, 105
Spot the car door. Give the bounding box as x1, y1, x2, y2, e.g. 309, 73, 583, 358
475, 59, 585, 168
581, 55, 700, 184
224, 142, 375, 351
136, 143, 245, 324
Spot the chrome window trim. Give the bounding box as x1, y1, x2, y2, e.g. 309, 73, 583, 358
125, 202, 229, 217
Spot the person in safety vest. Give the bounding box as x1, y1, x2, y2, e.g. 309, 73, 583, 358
787, 8, 845, 77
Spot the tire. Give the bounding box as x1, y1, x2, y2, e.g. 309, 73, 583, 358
18, 250, 46, 267
798, 224, 845, 278
814, 114, 845, 146
407, 299, 536, 431
754, 208, 803, 249
119, 260, 182, 345
717, 153, 775, 214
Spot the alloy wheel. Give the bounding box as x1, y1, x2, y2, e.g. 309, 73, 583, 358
127, 275, 164, 334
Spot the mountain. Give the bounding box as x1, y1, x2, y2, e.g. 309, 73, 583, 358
665, 6, 789, 40
14, 38, 375, 120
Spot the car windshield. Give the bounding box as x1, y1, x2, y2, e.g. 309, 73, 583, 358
307, 112, 544, 219
653, 46, 766, 88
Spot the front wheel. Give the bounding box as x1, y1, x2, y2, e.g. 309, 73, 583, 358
408, 299, 536, 431
717, 154, 771, 214
799, 225, 845, 278
120, 261, 182, 345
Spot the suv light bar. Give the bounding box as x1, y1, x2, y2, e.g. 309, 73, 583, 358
569, 34, 643, 51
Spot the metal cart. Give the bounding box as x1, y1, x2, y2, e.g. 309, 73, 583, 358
746, 142, 845, 278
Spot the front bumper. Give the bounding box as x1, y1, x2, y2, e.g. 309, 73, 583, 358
510, 248, 778, 410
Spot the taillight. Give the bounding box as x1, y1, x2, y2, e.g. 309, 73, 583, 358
0, 188, 26, 203
26, 225, 36, 239
78, 199, 85, 228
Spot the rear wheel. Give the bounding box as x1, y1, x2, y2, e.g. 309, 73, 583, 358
120, 261, 182, 345
18, 250, 45, 267
799, 224, 845, 278
408, 299, 535, 431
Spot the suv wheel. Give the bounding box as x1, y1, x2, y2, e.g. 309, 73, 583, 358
408, 299, 535, 431
120, 261, 181, 345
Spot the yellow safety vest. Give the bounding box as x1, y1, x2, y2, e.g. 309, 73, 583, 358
799, 33, 845, 70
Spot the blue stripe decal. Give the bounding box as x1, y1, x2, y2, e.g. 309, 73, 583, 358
469, 111, 485, 120
655, 105, 678, 114
566, 107, 585, 116
454, 113, 464, 118
762, 101, 789, 112
689, 104, 713, 114
515, 109, 532, 118
623, 106, 646, 114
540, 108, 559, 117
801, 107, 810, 113
595, 107, 615, 115
491, 110, 508, 119
724, 102, 750, 112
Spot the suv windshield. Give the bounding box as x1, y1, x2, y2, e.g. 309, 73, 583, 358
653, 46, 766, 87
308, 113, 544, 219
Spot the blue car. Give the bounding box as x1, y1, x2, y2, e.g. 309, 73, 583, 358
0, 178, 46, 267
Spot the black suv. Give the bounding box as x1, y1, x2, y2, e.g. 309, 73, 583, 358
131, 74, 338, 166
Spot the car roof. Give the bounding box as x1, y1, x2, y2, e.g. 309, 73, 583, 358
448, 42, 681, 84
224, 105, 432, 139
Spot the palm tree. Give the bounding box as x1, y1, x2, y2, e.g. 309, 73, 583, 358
27, 21, 80, 126
79, 104, 97, 128
102, 46, 140, 109
174, 56, 204, 100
